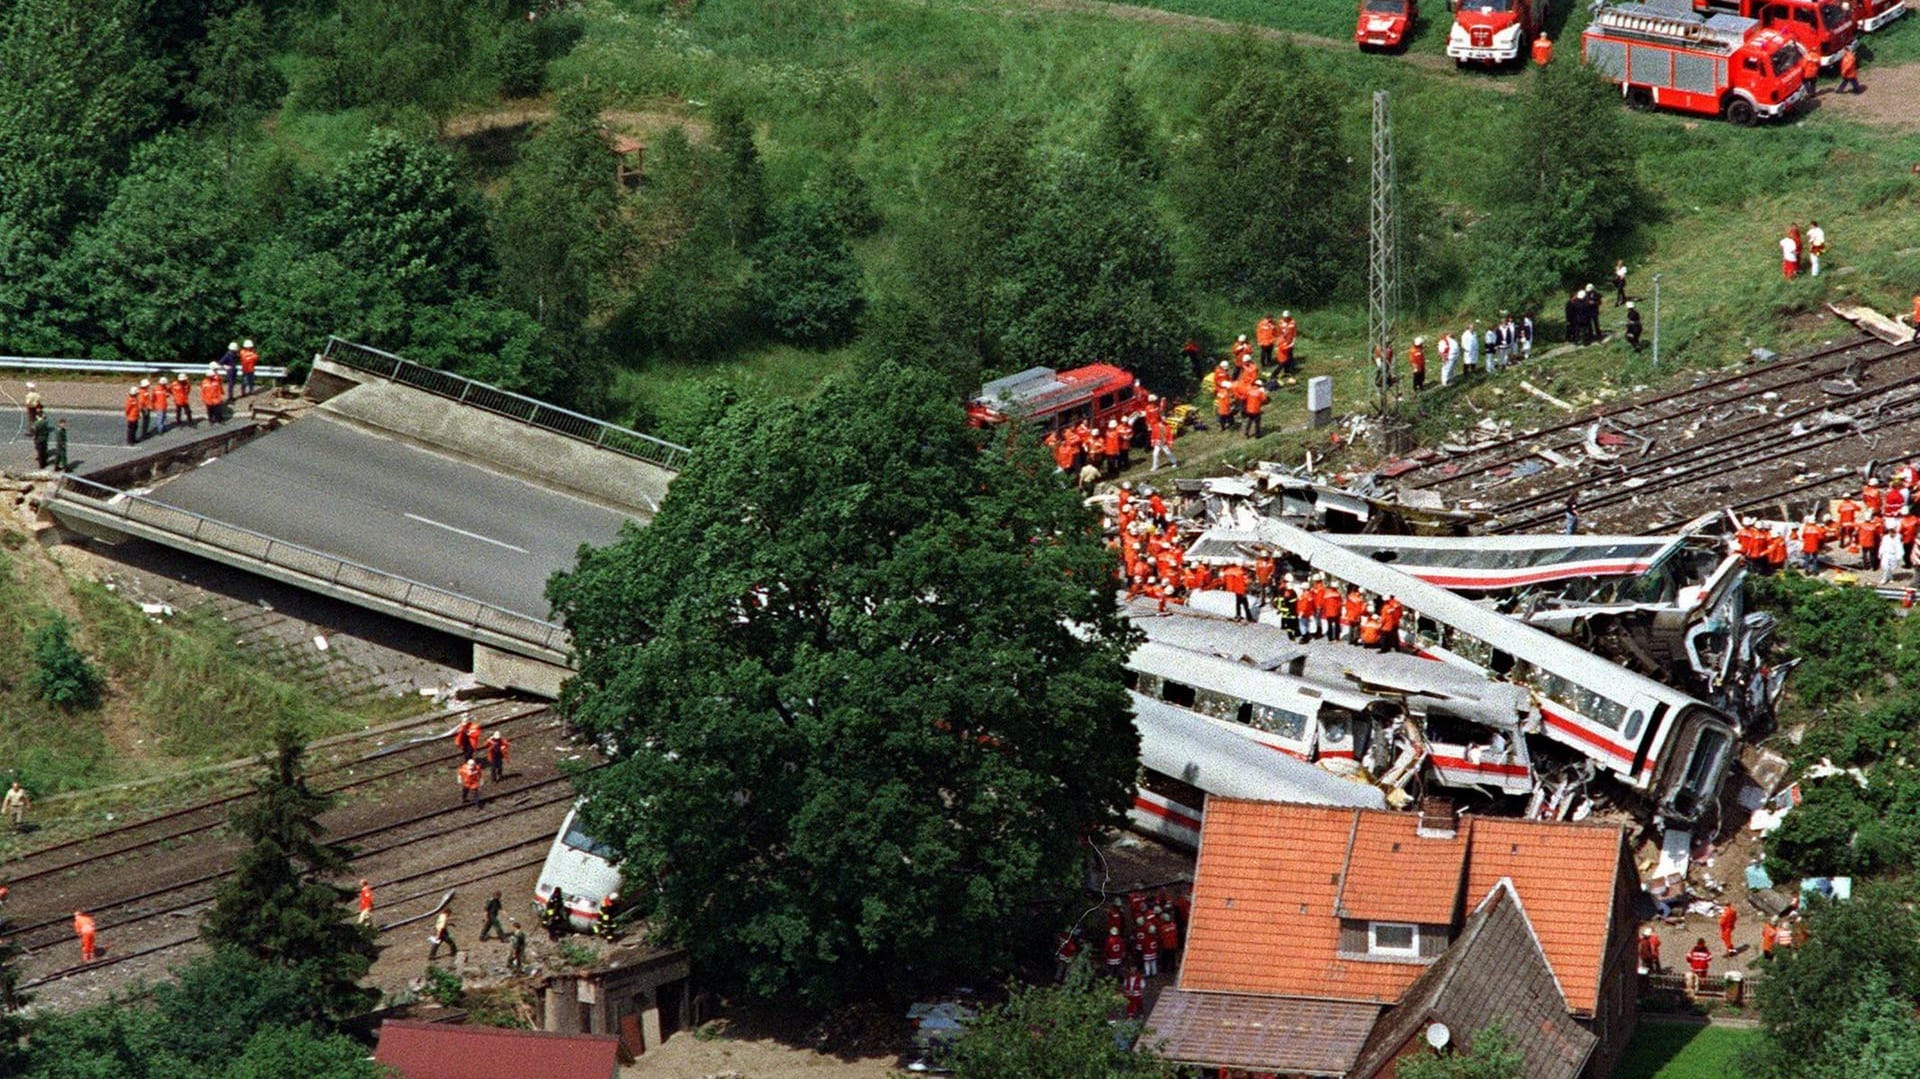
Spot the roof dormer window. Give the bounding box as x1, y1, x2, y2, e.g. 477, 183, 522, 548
1368, 921, 1420, 958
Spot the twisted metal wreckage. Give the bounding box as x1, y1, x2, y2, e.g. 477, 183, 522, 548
1116, 464, 1794, 848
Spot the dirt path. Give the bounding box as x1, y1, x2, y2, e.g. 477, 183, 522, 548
1811, 62, 1920, 130
444, 105, 708, 141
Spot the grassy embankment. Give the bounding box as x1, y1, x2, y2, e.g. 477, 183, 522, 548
0, 519, 422, 836
261, 0, 1920, 470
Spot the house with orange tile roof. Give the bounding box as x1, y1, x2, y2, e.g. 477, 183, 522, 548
1141, 798, 1640, 1078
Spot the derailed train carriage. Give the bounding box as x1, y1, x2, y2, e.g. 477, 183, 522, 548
1132, 519, 1741, 826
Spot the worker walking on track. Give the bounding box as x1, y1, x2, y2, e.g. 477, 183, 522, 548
74, 910, 98, 962
508, 920, 528, 972
481, 890, 507, 941
458, 758, 484, 807
485, 732, 510, 783
428, 908, 458, 960
5, 781, 31, 830
357, 879, 374, 925
454, 718, 484, 761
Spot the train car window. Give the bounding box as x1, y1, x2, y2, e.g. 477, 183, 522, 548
1250, 703, 1311, 740
563, 819, 617, 860
1192, 688, 1242, 722
1624, 709, 1646, 742
1162, 680, 1196, 708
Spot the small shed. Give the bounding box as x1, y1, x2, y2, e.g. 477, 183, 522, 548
536, 943, 692, 1058
373, 1020, 623, 1079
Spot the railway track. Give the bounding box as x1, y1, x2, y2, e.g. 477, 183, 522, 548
1488, 360, 1920, 530
1411, 336, 1920, 531
0, 701, 552, 886
2, 775, 581, 952
19, 839, 557, 991
1404, 334, 1896, 491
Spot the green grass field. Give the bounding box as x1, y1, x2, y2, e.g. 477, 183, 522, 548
1615, 1021, 1758, 1079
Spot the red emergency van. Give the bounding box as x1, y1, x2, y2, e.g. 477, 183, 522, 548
965, 364, 1139, 432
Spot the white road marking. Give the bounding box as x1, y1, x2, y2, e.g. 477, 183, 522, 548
404, 512, 530, 553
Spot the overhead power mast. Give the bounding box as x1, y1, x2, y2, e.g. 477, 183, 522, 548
1368, 89, 1401, 416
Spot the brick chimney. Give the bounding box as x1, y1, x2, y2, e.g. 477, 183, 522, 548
1416, 797, 1458, 839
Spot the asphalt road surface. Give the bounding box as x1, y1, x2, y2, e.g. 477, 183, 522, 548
142, 416, 639, 621
0, 407, 221, 474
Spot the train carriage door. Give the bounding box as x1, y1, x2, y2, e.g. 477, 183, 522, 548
1625, 693, 1666, 782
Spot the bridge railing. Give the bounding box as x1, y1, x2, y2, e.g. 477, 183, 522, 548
44, 474, 571, 659
0, 355, 290, 378
319, 337, 691, 472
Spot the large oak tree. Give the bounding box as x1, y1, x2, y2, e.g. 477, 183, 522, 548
548, 365, 1139, 1005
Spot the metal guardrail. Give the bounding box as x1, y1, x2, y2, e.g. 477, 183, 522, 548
44, 474, 570, 660
320, 337, 690, 472
1, 356, 289, 378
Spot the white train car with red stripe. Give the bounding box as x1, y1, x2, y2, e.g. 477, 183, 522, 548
1129, 691, 1386, 849
1266, 519, 1736, 824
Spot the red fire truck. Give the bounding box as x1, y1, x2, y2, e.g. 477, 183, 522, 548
1447, 0, 1546, 64
1356, 0, 1418, 49
1584, 1, 1808, 123
965, 364, 1140, 431
1692, 0, 1853, 64
1853, 0, 1906, 33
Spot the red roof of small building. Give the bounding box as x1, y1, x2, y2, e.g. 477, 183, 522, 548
373, 1020, 623, 1079
1178, 800, 1626, 1014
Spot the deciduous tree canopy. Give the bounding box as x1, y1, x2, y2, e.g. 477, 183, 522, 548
548, 365, 1139, 1005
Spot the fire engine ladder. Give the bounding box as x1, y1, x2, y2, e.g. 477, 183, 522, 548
1596, 4, 1746, 50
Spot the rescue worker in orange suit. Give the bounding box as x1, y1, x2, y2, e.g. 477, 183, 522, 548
454, 719, 482, 761
170, 372, 192, 426
1408, 337, 1427, 392
1379, 596, 1406, 651
1243, 380, 1268, 439
1719, 904, 1738, 957
1276, 312, 1299, 375
1765, 529, 1788, 573
1836, 498, 1859, 548
201, 367, 225, 424
1121, 964, 1146, 1018
1637, 925, 1663, 974
1213, 372, 1235, 433
124, 387, 142, 445
1256, 314, 1279, 368
458, 757, 484, 807
1222, 563, 1253, 622
1799, 518, 1825, 573
1357, 607, 1385, 649
74, 910, 98, 962
1341, 589, 1367, 644
1859, 513, 1885, 572
1864, 477, 1885, 516
1316, 582, 1342, 641
485, 732, 510, 783
238, 340, 259, 396
358, 879, 375, 925
1294, 583, 1317, 641
1685, 937, 1712, 994
1827, 46, 1858, 94
1911, 294, 1920, 343
1760, 919, 1778, 962
147, 378, 169, 435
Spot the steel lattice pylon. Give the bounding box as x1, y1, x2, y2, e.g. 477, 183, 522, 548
1368, 89, 1400, 416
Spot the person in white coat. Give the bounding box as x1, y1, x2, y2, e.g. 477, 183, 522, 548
1881, 525, 1905, 584
1438, 332, 1458, 387
1461, 321, 1480, 376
